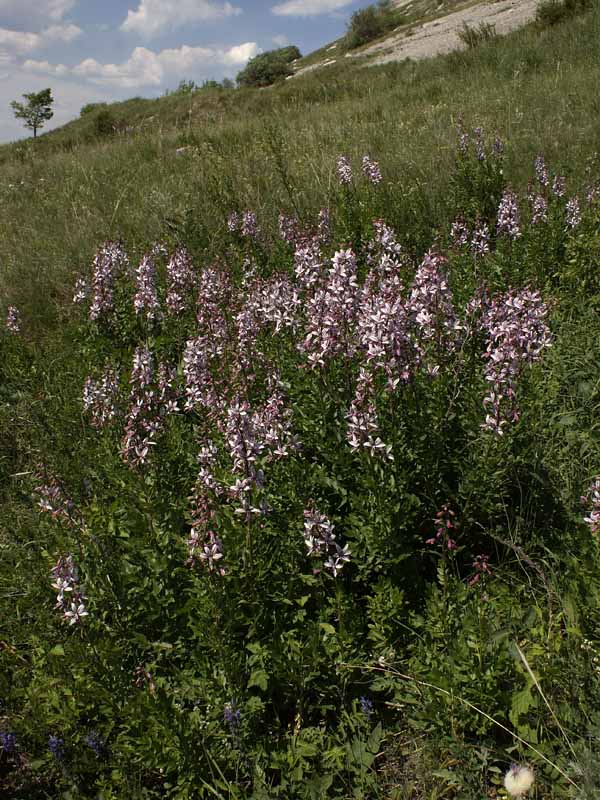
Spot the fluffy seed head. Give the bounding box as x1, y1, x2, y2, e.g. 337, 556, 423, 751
504, 764, 535, 797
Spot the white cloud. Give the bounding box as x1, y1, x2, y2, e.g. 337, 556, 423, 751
272, 34, 289, 46
0, 23, 81, 55
24, 41, 260, 88
121, 0, 241, 38
272, 0, 353, 15
0, 0, 76, 28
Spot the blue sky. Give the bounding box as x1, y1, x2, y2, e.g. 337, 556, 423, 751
0, 0, 364, 143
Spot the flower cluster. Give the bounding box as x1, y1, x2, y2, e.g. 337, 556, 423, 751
346, 368, 393, 459
83, 367, 120, 429
121, 347, 175, 467
84, 731, 106, 758
5, 305, 20, 333
73, 275, 89, 304
468, 553, 492, 587
301, 248, 360, 367
565, 196, 581, 229
51, 554, 88, 625
187, 489, 225, 575
0, 732, 17, 754
89, 241, 128, 321
133, 253, 160, 321
336, 154, 353, 186
35, 476, 79, 527
480, 289, 552, 435
497, 189, 521, 240
49, 735, 65, 761
227, 210, 259, 238
166, 247, 195, 315
426, 505, 457, 550
362, 155, 382, 185
224, 700, 241, 735
582, 477, 600, 536
303, 507, 351, 576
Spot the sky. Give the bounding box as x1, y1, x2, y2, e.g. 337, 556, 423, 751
0, 0, 365, 143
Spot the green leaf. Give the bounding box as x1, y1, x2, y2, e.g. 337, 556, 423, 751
248, 669, 269, 691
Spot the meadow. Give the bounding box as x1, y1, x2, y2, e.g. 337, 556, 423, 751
1, 3, 600, 798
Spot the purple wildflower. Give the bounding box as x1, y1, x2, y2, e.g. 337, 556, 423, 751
530, 194, 548, 225
83, 367, 120, 429
565, 196, 581, 229
241, 210, 259, 239
84, 731, 106, 758
5, 305, 20, 333
227, 211, 241, 232
359, 696, 374, 719
426, 505, 457, 550
0, 732, 17, 754
279, 213, 300, 245
497, 190, 521, 240
303, 507, 351, 577
534, 154, 549, 187
166, 247, 195, 315
336, 155, 353, 186
49, 735, 65, 761
346, 368, 393, 460
89, 241, 128, 321
300, 248, 360, 367
133, 253, 160, 321
317, 207, 331, 243
224, 700, 241, 734
72, 275, 88, 304
468, 553, 492, 587
582, 477, 600, 536
552, 175, 566, 198
471, 223, 490, 256
474, 126, 485, 162
362, 155, 382, 185
450, 218, 469, 248
51, 554, 88, 625
480, 288, 552, 435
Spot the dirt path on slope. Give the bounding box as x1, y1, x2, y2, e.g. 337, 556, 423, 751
363, 0, 539, 66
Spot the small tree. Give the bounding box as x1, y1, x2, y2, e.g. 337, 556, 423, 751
10, 88, 54, 138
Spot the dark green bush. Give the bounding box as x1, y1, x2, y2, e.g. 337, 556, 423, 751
236, 46, 301, 88
536, 0, 592, 26
93, 108, 115, 137
80, 102, 107, 116
344, 1, 405, 50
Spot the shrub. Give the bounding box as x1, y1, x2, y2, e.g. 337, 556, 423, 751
344, 1, 405, 50
93, 108, 115, 137
80, 102, 107, 116
536, 0, 592, 26
236, 46, 301, 88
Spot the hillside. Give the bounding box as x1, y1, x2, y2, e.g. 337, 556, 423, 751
2, 2, 600, 799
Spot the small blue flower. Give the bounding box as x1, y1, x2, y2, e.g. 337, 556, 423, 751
49, 735, 65, 761
0, 732, 17, 754
359, 696, 374, 719
84, 731, 105, 758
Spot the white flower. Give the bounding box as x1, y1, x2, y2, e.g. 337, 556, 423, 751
504, 764, 535, 797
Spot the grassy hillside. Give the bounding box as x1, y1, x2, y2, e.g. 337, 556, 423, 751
2, 3, 600, 798
1, 4, 598, 334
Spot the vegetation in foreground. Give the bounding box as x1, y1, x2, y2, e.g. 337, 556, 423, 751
2, 3, 600, 798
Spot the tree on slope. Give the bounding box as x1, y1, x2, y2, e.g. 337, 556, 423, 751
10, 88, 54, 138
